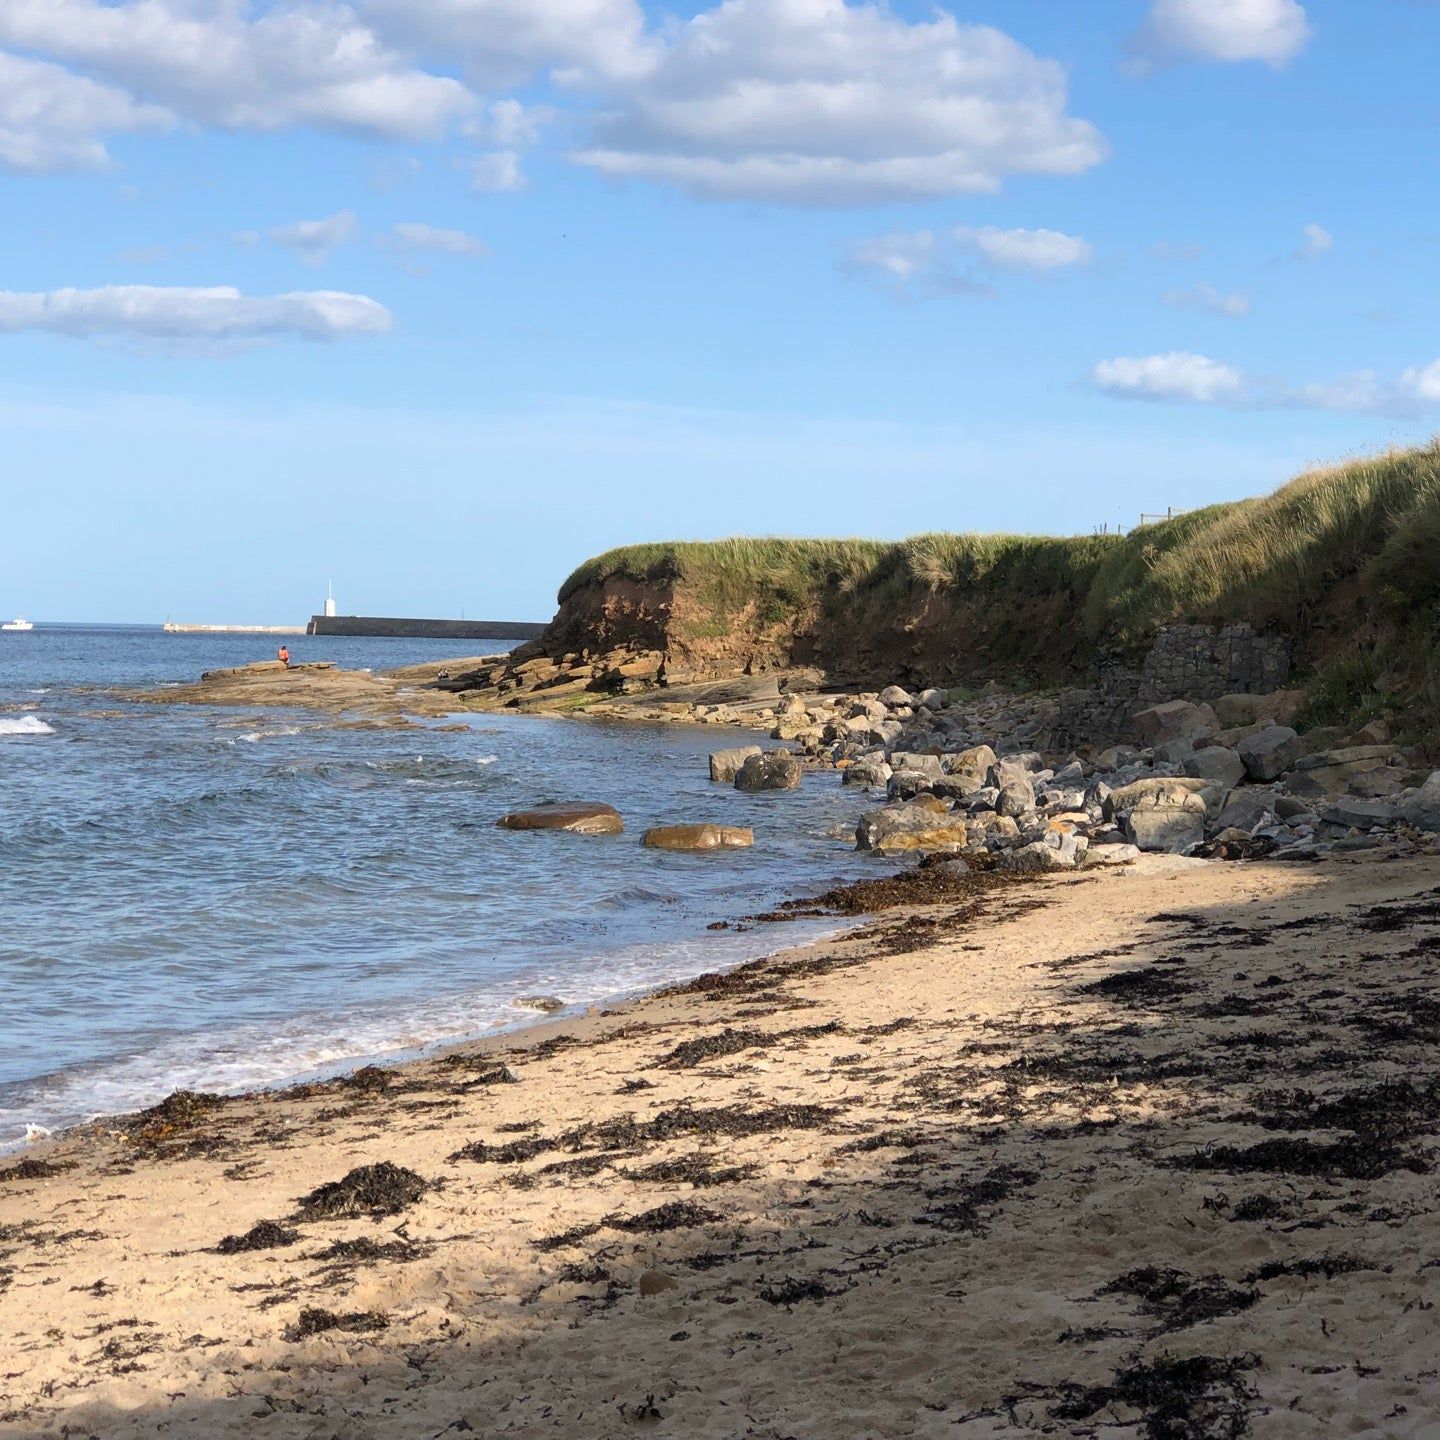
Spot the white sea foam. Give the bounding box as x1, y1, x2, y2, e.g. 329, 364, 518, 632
473, 754, 499, 765
0, 919, 856, 1151
0, 715, 54, 736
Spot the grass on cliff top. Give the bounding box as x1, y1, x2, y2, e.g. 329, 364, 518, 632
563, 442, 1440, 634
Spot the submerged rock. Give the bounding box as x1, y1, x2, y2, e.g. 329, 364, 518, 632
497, 802, 624, 835
642, 824, 755, 851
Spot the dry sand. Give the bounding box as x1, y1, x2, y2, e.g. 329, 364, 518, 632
4, 853, 1440, 1438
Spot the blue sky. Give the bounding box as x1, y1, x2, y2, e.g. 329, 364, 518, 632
1, 0, 1436, 623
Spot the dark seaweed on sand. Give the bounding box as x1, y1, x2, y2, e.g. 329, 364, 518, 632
0, 1158, 76, 1183
608, 1201, 720, 1233
294, 1162, 427, 1221
1048, 1352, 1257, 1437
284, 1307, 389, 1341
1101, 1267, 1258, 1331
1168, 1135, 1426, 1181
214, 1220, 300, 1254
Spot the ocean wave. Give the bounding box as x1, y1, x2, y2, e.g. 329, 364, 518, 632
0, 715, 54, 737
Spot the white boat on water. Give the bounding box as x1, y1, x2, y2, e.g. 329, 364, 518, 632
2, 617, 34, 632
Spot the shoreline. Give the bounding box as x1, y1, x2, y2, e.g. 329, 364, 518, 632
6, 850, 1440, 1436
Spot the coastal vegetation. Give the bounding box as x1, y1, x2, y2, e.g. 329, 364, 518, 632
558, 442, 1440, 727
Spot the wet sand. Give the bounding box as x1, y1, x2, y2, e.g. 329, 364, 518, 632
3, 852, 1439, 1438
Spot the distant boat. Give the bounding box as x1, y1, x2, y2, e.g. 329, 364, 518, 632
1, 617, 33, 632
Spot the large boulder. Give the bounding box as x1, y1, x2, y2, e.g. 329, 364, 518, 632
996, 777, 1036, 818
735, 751, 803, 792
1236, 725, 1302, 782
1102, 777, 1208, 855
918, 688, 950, 710
1126, 805, 1205, 854
890, 752, 944, 778
842, 758, 892, 789
1080, 842, 1142, 867
1132, 700, 1219, 746
1182, 745, 1247, 789
877, 685, 914, 707
1318, 799, 1399, 830
855, 802, 969, 854
642, 824, 755, 851
944, 744, 997, 791
1400, 771, 1440, 832
497, 802, 623, 835
709, 745, 762, 783
1101, 777, 1209, 824
1212, 689, 1306, 729
996, 841, 1075, 873
1286, 744, 1400, 798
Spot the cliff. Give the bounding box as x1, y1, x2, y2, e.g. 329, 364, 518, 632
522, 442, 1440, 733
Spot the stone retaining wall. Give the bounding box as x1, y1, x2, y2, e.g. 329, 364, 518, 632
1138, 623, 1291, 703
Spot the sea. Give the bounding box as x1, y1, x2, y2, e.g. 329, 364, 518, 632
0, 624, 886, 1148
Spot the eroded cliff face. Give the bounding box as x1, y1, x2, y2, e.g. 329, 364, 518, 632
535, 574, 1103, 690
538, 577, 821, 682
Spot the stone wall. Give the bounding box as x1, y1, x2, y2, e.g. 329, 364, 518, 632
1138, 623, 1291, 703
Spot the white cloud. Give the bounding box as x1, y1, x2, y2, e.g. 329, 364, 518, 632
1297, 222, 1333, 260
0, 0, 471, 160
844, 222, 1088, 298
570, 0, 1106, 205
472, 98, 549, 149
0, 285, 392, 345
359, 0, 652, 89
1093, 352, 1246, 404
1161, 283, 1252, 316
952, 225, 1092, 272
268, 211, 359, 265
468, 151, 526, 192
381, 223, 489, 258
1094, 349, 1440, 416
1130, 0, 1311, 69
0, 50, 168, 172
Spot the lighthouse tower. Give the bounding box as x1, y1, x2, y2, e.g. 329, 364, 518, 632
324, 581, 337, 619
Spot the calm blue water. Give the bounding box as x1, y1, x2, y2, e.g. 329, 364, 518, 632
0, 625, 879, 1144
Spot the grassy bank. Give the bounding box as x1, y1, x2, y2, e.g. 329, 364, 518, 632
558, 443, 1440, 727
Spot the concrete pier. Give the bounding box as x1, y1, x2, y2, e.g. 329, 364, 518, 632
305, 615, 546, 640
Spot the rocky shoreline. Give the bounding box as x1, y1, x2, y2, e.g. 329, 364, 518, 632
133, 652, 1440, 877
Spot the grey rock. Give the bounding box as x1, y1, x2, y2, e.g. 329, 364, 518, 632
842, 758, 892, 788
1400, 771, 1440, 832
855, 801, 968, 854
1320, 798, 1399, 829
1216, 788, 1276, 832
997, 778, 1036, 818
878, 685, 914, 707
1079, 842, 1141, 867
918, 688, 950, 710
709, 745, 763, 783
1237, 725, 1301, 782
996, 841, 1075, 873
1182, 746, 1247, 789
1126, 806, 1205, 854
735, 751, 803, 792
1101, 776, 1209, 823
890, 752, 943, 777
1132, 699, 1220, 745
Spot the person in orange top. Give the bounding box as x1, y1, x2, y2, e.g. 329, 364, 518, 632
277, 645, 291, 667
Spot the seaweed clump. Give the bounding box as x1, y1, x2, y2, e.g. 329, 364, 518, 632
1049, 1352, 1257, 1437
0, 1158, 76, 1183
215, 1220, 301, 1254
284, 1307, 389, 1341
294, 1162, 427, 1221
1101, 1267, 1258, 1331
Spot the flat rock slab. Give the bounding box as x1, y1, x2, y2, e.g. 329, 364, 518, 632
497, 803, 624, 835
642, 824, 755, 852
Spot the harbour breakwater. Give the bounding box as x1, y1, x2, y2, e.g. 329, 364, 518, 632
306, 614, 546, 640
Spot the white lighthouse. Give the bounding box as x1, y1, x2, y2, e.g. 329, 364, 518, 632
324, 581, 337, 619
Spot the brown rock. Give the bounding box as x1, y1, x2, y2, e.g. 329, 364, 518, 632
496, 802, 624, 835
642, 824, 755, 851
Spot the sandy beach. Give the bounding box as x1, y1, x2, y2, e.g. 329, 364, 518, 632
2, 850, 1437, 1438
